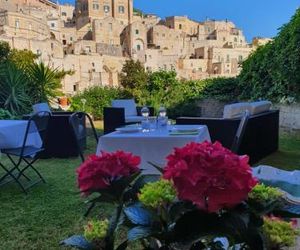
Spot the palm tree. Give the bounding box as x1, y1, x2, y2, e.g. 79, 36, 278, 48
0, 62, 32, 115
28, 62, 65, 103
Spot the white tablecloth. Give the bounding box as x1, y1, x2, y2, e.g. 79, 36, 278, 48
0, 120, 42, 150
97, 125, 211, 174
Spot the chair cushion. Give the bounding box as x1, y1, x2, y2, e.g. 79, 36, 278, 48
125, 116, 144, 123
32, 103, 51, 114
249, 101, 271, 115
223, 102, 252, 119
111, 99, 137, 117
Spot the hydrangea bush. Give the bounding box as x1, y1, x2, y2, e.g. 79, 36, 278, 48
61, 142, 300, 250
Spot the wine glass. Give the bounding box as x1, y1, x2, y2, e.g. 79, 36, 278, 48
141, 106, 150, 119
158, 106, 167, 117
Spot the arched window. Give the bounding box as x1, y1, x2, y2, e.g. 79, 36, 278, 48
137, 44, 141, 51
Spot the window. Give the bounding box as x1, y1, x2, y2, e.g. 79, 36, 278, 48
73, 84, 78, 92
118, 6, 125, 14
226, 55, 230, 62
63, 39, 66, 45
70, 37, 73, 41
51, 23, 55, 28
93, 4, 99, 10
104, 5, 110, 13
135, 29, 139, 35
137, 44, 141, 51
86, 46, 91, 52
238, 55, 243, 62
62, 12, 67, 16
92, 62, 95, 67
234, 37, 238, 42
15, 20, 19, 28
51, 43, 54, 49
179, 24, 182, 29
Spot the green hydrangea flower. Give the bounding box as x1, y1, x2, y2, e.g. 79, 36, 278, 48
84, 219, 109, 242
248, 184, 283, 202
139, 179, 176, 208
263, 217, 299, 248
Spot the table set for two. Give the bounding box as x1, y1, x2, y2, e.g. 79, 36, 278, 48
97, 124, 211, 174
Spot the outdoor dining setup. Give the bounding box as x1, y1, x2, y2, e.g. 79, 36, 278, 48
0, 99, 279, 193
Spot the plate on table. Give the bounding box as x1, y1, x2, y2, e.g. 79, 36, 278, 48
169, 125, 201, 133
116, 126, 142, 133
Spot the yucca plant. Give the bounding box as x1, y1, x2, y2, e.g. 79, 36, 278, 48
0, 61, 32, 115
28, 62, 64, 103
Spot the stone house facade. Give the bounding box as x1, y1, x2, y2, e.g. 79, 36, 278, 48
0, 0, 266, 95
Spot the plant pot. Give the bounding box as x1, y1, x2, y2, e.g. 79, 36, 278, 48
59, 97, 69, 107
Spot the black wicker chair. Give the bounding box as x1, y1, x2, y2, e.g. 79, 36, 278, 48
103, 106, 154, 134
176, 110, 279, 164
69, 112, 99, 162
0, 111, 51, 193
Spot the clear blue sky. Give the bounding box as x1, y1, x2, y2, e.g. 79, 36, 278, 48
60, 0, 299, 41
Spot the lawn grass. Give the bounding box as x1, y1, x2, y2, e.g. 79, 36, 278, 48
0, 129, 300, 250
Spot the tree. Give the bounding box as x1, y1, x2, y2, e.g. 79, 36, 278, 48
28, 62, 67, 103
0, 41, 10, 62
238, 8, 300, 102
8, 49, 38, 71
119, 59, 148, 103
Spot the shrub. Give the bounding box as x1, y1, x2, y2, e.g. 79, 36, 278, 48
0, 108, 14, 119
202, 77, 241, 102
0, 61, 32, 115
239, 8, 300, 102
70, 86, 131, 120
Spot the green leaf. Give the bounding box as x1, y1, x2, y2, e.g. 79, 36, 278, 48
168, 201, 196, 222
60, 235, 92, 249
127, 226, 152, 241
116, 240, 128, 250
147, 162, 164, 174
124, 204, 153, 226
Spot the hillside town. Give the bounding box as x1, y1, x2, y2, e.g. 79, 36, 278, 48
0, 0, 269, 94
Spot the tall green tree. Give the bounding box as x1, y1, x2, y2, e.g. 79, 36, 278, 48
8, 49, 37, 71
119, 59, 148, 103
239, 8, 300, 102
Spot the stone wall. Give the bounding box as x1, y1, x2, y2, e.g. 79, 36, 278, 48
273, 104, 300, 132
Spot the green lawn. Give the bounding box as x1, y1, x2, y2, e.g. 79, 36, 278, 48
0, 131, 300, 250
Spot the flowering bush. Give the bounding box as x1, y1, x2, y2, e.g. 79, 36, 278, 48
163, 141, 258, 212
63, 143, 300, 250
77, 151, 141, 195
139, 179, 176, 208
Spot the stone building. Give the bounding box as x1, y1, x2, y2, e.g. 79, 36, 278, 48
0, 0, 265, 95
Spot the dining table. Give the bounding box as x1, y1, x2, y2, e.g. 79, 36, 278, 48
0, 120, 42, 151
96, 125, 211, 174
